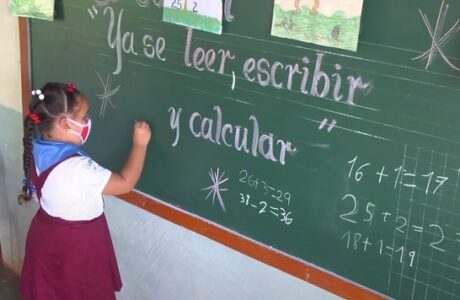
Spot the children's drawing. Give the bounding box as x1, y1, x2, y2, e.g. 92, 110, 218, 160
271, 0, 363, 51
163, 0, 222, 35
9, 0, 55, 21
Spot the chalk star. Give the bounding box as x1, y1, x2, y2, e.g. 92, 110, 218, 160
202, 168, 229, 212
412, 0, 460, 71
96, 71, 120, 118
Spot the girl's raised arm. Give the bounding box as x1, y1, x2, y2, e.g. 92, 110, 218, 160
103, 121, 151, 195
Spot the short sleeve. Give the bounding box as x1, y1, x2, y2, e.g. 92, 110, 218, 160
72, 156, 112, 195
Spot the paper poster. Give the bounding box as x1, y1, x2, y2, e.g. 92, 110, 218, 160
9, 0, 55, 21
271, 0, 364, 51
163, 0, 222, 35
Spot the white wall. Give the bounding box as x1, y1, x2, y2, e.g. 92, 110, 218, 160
0, 1, 339, 299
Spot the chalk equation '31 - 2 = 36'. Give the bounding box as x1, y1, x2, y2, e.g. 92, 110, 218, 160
239, 193, 293, 226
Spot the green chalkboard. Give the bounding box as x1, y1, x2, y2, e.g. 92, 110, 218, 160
29, 0, 460, 298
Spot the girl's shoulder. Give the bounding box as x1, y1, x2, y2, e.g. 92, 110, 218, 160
63, 155, 107, 173
52, 155, 111, 192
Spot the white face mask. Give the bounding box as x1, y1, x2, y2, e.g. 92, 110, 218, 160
66, 118, 92, 144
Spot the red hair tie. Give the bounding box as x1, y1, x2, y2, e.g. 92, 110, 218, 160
28, 112, 40, 124
67, 83, 77, 93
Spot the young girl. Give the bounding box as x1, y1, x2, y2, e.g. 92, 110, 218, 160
18, 82, 151, 300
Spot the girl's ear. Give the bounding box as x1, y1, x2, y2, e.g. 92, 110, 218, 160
57, 116, 71, 131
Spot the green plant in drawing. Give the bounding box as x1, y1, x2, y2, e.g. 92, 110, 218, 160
9, 0, 54, 21
272, 0, 363, 51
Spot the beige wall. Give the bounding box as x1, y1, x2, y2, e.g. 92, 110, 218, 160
0, 1, 35, 273
0, 3, 22, 113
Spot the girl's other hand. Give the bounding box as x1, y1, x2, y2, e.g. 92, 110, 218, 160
133, 120, 151, 147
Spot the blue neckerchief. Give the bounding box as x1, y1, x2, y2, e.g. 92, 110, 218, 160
33, 138, 87, 173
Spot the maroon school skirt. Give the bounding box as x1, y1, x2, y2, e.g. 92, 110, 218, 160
20, 208, 122, 300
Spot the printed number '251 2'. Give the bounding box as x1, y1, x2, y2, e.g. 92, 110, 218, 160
172, 0, 198, 12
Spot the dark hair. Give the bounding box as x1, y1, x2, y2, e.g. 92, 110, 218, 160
18, 82, 83, 203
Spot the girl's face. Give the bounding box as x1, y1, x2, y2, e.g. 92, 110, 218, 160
62, 95, 91, 145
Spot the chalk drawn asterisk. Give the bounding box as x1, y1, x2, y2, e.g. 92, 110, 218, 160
96, 71, 121, 118
201, 168, 229, 212
412, 0, 460, 71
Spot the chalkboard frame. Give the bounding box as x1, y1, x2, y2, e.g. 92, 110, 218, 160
18, 16, 385, 300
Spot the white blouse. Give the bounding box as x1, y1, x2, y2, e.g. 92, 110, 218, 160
39, 156, 112, 221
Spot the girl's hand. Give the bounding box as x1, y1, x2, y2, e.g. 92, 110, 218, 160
133, 120, 151, 147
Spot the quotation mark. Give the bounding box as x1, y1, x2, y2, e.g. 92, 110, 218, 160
318, 118, 337, 132
88, 5, 99, 19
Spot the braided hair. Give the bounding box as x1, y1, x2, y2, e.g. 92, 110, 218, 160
18, 82, 82, 204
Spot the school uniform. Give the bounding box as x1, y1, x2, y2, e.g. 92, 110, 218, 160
20, 139, 122, 300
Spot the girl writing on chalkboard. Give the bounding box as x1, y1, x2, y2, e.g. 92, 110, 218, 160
18, 82, 151, 300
